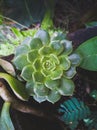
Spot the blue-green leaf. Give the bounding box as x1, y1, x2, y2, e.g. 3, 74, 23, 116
0, 102, 14, 130
75, 36, 97, 71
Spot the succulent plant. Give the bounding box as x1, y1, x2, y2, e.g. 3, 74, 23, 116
13, 30, 81, 103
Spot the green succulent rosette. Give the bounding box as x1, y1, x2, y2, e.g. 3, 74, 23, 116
13, 30, 81, 103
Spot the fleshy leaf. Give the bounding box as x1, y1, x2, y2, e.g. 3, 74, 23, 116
33, 95, 47, 103
33, 59, 41, 70
21, 65, 34, 81
68, 53, 82, 66
30, 38, 43, 49
64, 66, 76, 79
51, 31, 66, 41
21, 37, 32, 45
34, 84, 49, 96
13, 54, 29, 70
42, 60, 55, 71
59, 56, 71, 70
0, 102, 14, 130
58, 78, 75, 95
51, 69, 63, 80
50, 41, 64, 55
33, 71, 45, 83
75, 36, 97, 71
41, 69, 50, 77
47, 90, 61, 103
61, 40, 73, 55
39, 46, 52, 55
34, 30, 50, 44
26, 80, 35, 96
45, 78, 60, 90
0, 73, 29, 101
0, 59, 15, 76
50, 54, 60, 64
27, 50, 39, 62
15, 44, 30, 57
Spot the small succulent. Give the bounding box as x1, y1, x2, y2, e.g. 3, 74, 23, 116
13, 30, 81, 103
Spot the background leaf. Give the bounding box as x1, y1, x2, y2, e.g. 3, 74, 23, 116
0, 73, 29, 101
0, 58, 15, 76
0, 102, 14, 130
75, 36, 97, 71
85, 21, 97, 28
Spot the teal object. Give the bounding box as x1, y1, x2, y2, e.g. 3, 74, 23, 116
84, 112, 97, 130
90, 89, 97, 100
58, 97, 91, 130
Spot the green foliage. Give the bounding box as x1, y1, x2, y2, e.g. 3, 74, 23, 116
0, 15, 3, 24
13, 30, 81, 103
0, 26, 37, 56
41, 0, 56, 30
84, 112, 97, 130
0, 102, 14, 130
0, 73, 29, 101
85, 21, 97, 28
58, 97, 91, 130
75, 36, 97, 71
89, 89, 97, 101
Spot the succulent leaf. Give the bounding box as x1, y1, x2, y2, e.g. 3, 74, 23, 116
64, 66, 76, 79
15, 44, 30, 57
13, 54, 29, 70
21, 65, 34, 81
26, 80, 35, 96
27, 50, 39, 62
68, 53, 82, 66
30, 38, 43, 49
51, 68, 63, 80
50, 41, 64, 55
58, 78, 75, 96
61, 40, 73, 55
45, 78, 60, 90
33, 59, 41, 71
47, 90, 61, 103
33, 95, 47, 103
34, 84, 49, 97
33, 71, 45, 83
13, 29, 82, 103
34, 30, 50, 44
59, 56, 71, 70
39, 46, 52, 55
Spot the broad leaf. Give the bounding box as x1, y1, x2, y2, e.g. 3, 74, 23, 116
0, 73, 29, 101
0, 102, 14, 130
75, 36, 97, 71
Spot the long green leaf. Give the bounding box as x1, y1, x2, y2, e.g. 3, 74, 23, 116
0, 73, 29, 101
75, 36, 97, 71
0, 102, 15, 130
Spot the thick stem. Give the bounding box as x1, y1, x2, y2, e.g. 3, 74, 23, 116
0, 81, 58, 121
